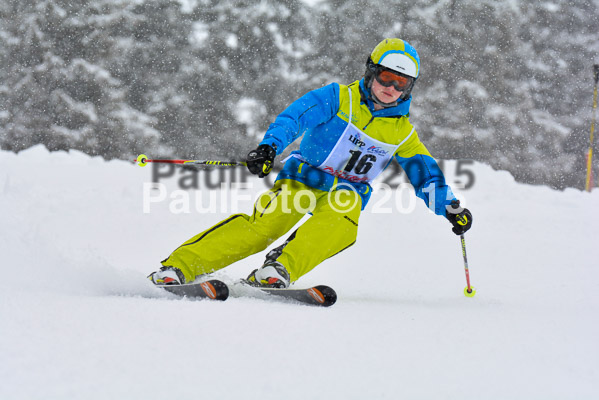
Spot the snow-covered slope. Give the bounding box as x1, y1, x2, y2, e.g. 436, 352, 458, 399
1, 145, 598, 399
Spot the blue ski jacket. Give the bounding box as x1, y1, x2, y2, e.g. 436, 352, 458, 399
259, 79, 456, 215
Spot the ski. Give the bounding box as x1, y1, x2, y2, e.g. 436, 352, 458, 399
158, 279, 229, 301
239, 281, 337, 307
154, 278, 336, 306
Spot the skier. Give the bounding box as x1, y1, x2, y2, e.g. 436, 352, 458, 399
149, 38, 473, 288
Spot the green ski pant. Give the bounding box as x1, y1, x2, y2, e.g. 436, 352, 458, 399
160, 179, 362, 283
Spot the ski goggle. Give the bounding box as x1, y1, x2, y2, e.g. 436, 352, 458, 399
374, 67, 414, 92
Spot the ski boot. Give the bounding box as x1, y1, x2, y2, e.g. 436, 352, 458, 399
148, 266, 186, 286
246, 261, 290, 289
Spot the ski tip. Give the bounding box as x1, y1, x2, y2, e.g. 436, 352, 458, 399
159, 279, 229, 301
205, 279, 229, 301
312, 285, 337, 307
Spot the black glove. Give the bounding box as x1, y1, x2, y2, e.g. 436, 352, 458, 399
246, 144, 276, 178
446, 200, 473, 235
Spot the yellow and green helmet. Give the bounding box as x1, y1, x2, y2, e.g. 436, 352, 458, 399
365, 38, 420, 101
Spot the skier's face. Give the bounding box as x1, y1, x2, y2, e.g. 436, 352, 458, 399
371, 78, 402, 105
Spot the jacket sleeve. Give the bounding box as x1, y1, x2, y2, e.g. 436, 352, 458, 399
394, 129, 456, 217
260, 83, 340, 155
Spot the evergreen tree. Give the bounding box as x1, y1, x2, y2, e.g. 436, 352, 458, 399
0, 0, 597, 189
0, 0, 160, 158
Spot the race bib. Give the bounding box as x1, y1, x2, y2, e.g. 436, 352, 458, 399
317, 88, 400, 183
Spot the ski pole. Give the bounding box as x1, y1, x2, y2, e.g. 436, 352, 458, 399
134, 154, 247, 168
460, 234, 476, 297
585, 64, 599, 192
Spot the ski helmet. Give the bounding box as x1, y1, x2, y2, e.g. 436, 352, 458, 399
365, 38, 420, 102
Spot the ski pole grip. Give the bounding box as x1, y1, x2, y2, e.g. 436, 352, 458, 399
594, 64, 599, 84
